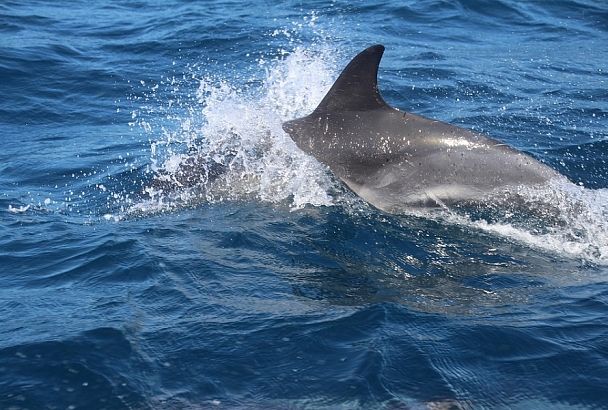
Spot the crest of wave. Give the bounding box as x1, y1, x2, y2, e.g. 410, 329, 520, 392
135, 45, 345, 214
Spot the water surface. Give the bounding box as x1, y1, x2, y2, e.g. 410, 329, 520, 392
1, 1, 608, 408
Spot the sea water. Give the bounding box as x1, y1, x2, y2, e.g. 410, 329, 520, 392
1, 1, 607, 408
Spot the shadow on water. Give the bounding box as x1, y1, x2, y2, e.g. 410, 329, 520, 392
282, 205, 598, 315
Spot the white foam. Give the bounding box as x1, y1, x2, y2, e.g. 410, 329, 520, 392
431, 180, 608, 265
8, 204, 30, 213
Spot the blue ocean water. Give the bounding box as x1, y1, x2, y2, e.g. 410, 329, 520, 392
1, 0, 608, 408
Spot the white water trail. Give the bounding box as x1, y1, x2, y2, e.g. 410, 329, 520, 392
429, 180, 608, 265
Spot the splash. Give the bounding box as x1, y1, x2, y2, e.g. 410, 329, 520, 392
128, 43, 344, 216
426, 179, 608, 265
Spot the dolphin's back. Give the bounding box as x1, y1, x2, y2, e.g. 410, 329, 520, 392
282, 45, 563, 211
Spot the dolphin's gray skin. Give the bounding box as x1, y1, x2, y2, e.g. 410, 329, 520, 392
282, 45, 563, 212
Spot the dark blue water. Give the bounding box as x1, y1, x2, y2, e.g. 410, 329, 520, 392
2, 1, 608, 408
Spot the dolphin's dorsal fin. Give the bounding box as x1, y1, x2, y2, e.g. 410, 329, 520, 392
314, 44, 388, 114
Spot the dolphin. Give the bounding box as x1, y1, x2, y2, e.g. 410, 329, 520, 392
282, 45, 564, 213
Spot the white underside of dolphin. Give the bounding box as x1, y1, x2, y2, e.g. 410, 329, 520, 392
282, 45, 565, 213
